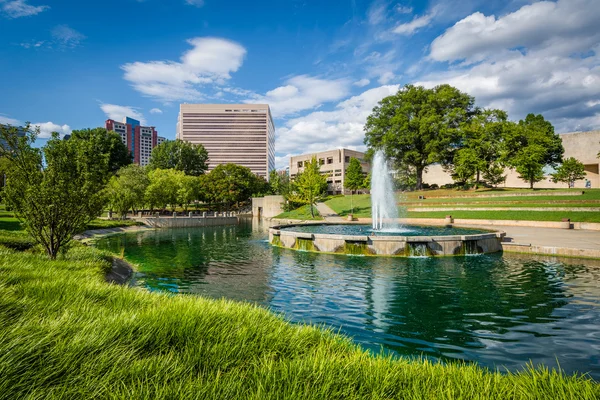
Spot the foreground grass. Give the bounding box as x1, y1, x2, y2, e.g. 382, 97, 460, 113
0, 245, 597, 399
275, 204, 323, 220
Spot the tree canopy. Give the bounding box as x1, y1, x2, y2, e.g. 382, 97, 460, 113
293, 157, 328, 218
364, 84, 476, 190
203, 164, 268, 209
149, 139, 209, 176
105, 164, 150, 218
551, 157, 586, 188
69, 127, 131, 174
1, 125, 110, 259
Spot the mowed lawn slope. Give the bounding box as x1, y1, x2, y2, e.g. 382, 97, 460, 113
0, 245, 598, 399
326, 189, 600, 222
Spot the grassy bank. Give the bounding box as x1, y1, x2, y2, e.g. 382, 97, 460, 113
275, 204, 323, 220
0, 245, 597, 399
325, 190, 600, 222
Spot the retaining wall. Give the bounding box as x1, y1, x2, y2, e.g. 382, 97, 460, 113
142, 216, 238, 229
355, 218, 600, 231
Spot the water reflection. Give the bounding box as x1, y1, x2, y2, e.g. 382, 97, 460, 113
95, 219, 600, 379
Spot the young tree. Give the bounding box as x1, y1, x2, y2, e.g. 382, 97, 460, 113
146, 169, 185, 211
503, 114, 564, 189
551, 157, 586, 188
364, 84, 476, 190
149, 139, 209, 176
482, 163, 506, 188
269, 169, 291, 196
344, 157, 364, 214
105, 165, 149, 218
294, 157, 328, 218
177, 175, 202, 212
69, 128, 132, 174
1, 125, 109, 259
203, 164, 263, 210
451, 148, 477, 186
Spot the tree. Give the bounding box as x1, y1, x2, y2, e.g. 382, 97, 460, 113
1, 124, 109, 259
364, 84, 476, 190
149, 139, 209, 176
551, 157, 586, 188
69, 128, 131, 174
294, 157, 328, 218
512, 145, 547, 189
177, 175, 202, 212
482, 163, 506, 187
105, 165, 149, 218
203, 164, 263, 210
344, 157, 364, 215
146, 169, 185, 211
453, 109, 508, 185
269, 169, 291, 196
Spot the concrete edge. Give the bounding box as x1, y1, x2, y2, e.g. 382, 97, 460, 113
502, 243, 600, 260
105, 257, 134, 285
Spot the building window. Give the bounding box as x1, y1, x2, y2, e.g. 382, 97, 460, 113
327, 157, 333, 164
297, 161, 303, 168
345, 156, 350, 163
319, 158, 325, 165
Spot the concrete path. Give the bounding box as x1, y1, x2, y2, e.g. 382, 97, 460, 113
488, 225, 600, 251
315, 202, 345, 222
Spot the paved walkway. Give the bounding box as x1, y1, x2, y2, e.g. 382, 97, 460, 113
484, 225, 600, 251
315, 202, 345, 222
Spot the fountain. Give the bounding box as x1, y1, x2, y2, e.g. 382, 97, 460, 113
371, 150, 399, 231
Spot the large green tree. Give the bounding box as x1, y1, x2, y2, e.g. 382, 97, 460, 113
294, 157, 328, 218
105, 165, 150, 218
551, 157, 586, 188
69, 127, 131, 174
344, 157, 364, 215
503, 114, 564, 189
149, 139, 209, 176
146, 168, 185, 211
364, 84, 476, 190
453, 109, 508, 185
1, 124, 109, 259
269, 169, 291, 196
203, 164, 265, 210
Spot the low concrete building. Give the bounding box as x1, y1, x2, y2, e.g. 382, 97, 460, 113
252, 195, 285, 218
289, 149, 370, 195
423, 130, 600, 188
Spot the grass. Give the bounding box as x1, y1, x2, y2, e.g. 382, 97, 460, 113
0, 244, 598, 399
275, 204, 323, 220
325, 190, 600, 222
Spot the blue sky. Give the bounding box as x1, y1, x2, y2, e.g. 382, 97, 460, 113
1, 0, 599, 168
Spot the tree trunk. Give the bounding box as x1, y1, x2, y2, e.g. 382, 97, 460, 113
530, 179, 534, 189
416, 167, 423, 190
476, 170, 480, 184
310, 204, 314, 218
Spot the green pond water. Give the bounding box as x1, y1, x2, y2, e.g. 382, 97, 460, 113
94, 219, 600, 379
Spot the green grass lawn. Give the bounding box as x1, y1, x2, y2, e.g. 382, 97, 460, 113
275, 204, 323, 220
0, 244, 597, 399
326, 190, 600, 222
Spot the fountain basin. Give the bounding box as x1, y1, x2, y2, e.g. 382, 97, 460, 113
269, 223, 505, 256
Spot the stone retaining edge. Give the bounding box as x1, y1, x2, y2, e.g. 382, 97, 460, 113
502, 243, 600, 259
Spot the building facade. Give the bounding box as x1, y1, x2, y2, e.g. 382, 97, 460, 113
105, 117, 165, 166
422, 130, 600, 188
176, 104, 275, 179
289, 148, 370, 195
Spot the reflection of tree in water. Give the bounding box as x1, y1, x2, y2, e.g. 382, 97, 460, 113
95, 225, 272, 301
363, 254, 571, 359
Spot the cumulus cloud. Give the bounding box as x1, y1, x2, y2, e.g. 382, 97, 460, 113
248, 75, 351, 118
0, 0, 49, 18
51, 25, 86, 49
354, 78, 370, 87
430, 0, 600, 63
100, 104, 147, 126
149, 108, 163, 114
421, 0, 600, 133
122, 37, 247, 102
274, 85, 399, 167
0, 115, 21, 125
32, 122, 71, 138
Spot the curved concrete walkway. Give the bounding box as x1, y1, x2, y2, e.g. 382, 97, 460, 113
315, 202, 345, 222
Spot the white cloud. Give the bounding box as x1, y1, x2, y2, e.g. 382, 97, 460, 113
429, 0, 600, 63
0, 0, 49, 18
274, 85, 399, 167
248, 75, 351, 118
367, 2, 387, 25
393, 11, 435, 35
185, 0, 204, 7
395, 5, 413, 14
32, 122, 71, 138
0, 115, 21, 125
420, 0, 600, 133
122, 37, 247, 102
354, 78, 370, 87
100, 104, 147, 126
51, 25, 86, 49
149, 108, 163, 114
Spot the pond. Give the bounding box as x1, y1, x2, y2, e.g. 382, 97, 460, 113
94, 219, 600, 379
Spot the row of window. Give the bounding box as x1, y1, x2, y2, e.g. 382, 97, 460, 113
182, 113, 266, 118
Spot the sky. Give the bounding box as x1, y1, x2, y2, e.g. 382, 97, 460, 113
0, 0, 599, 169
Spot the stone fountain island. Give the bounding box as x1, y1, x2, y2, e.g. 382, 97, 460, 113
270, 150, 505, 257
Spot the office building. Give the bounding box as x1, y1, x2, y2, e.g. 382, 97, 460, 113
176, 104, 275, 179
105, 117, 166, 166
289, 148, 370, 195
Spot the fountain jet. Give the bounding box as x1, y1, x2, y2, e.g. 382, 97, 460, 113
371, 150, 399, 231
